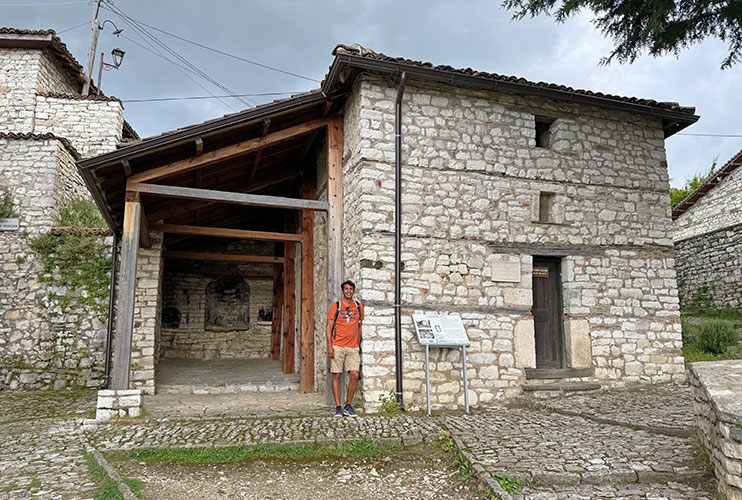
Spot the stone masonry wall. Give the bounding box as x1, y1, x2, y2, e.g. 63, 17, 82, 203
0, 139, 111, 389
689, 361, 742, 500
0, 48, 41, 133
159, 272, 273, 360
36, 49, 79, 95
342, 76, 684, 410
127, 233, 165, 395
674, 223, 742, 309
673, 165, 742, 309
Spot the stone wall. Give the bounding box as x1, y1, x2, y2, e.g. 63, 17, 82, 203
127, 233, 165, 395
159, 272, 273, 360
0, 48, 41, 132
674, 223, 742, 309
689, 361, 742, 500
36, 49, 79, 95
673, 165, 742, 309
342, 76, 684, 410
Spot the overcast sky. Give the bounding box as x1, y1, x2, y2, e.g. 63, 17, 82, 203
5, 0, 741, 187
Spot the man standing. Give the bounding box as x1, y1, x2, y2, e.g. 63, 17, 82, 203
326, 280, 363, 417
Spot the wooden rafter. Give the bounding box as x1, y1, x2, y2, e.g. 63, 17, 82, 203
128, 117, 330, 184
150, 223, 303, 242
128, 182, 329, 212
163, 250, 284, 264
248, 118, 271, 184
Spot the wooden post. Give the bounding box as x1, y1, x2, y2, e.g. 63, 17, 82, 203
300, 177, 316, 393
326, 115, 344, 402
283, 216, 297, 374
270, 263, 283, 361
111, 192, 142, 390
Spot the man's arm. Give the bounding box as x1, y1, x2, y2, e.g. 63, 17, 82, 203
326, 318, 335, 358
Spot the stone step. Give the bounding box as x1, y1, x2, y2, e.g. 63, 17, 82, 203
525, 367, 594, 380
157, 381, 301, 395
522, 381, 602, 393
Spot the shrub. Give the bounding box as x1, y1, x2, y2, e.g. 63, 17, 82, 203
0, 188, 15, 219
689, 320, 739, 355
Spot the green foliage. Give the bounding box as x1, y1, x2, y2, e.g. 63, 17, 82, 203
452, 452, 477, 484
503, 0, 742, 68
491, 472, 525, 493
0, 188, 15, 218
438, 432, 457, 452
124, 439, 402, 465
378, 391, 403, 414
30, 199, 111, 318
82, 450, 123, 500
683, 319, 740, 355
670, 159, 718, 209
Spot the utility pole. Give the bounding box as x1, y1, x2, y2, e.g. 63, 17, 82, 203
81, 0, 103, 96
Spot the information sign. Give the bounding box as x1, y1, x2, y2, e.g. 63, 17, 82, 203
413, 314, 470, 346
0, 218, 19, 231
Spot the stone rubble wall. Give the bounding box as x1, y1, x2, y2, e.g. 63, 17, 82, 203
342, 76, 684, 410
674, 223, 742, 309
34, 94, 124, 158
673, 165, 742, 309
674, 164, 742, 243
159, 272, 274, 360
0, 48, 41, 133
689, 361, 742, 500
36, 49, 79, 95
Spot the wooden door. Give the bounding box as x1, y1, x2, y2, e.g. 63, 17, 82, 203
532, 257, 564, 368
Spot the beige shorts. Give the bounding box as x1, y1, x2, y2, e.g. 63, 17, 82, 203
330, 345, 360, 373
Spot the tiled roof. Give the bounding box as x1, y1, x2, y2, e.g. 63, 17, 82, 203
332, 44, 697, 116
51, 226, 111, 236
37, 91, 121, 102
0, 132, 80, 160
672, 148, 742, 220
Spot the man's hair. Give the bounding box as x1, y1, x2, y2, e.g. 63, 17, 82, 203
341, 280, 355, 291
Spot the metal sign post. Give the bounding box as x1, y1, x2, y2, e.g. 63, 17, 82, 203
414, 314, 470, 416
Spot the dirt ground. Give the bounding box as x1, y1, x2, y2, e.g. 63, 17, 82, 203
116, 449, 486, 500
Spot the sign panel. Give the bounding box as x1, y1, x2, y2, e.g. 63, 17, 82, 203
492, 261, 521, 282
0, 218, 19, 231
533, 266, 549, 278
413, 314, 469, 346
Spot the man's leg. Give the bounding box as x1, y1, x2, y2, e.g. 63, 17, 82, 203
332, 372, 342, 407
346, 370, 359, 405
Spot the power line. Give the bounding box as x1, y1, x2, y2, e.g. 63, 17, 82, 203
114, 13, 320, 83
102, 2, 250, 110
123, 92, 299, 103
676, 133, 742, 138
56, 21, 89, 34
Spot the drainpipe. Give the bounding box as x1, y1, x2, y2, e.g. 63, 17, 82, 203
103, 232, 118, 388
394, 72, 407, 407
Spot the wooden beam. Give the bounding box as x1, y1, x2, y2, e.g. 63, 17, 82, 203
111, 195, 142, 390
300, 177, 316, 393
150, 223, 303, 242
163, 250, 284, 264
145, 171, 300, 222
326, 114, 344, 403
128, 117, 330, 184
248, 119, 271, 184
139, 201, 151, 249
270, 263, 283, 361
283, 217, 297, 374
122, 159, 132, 177
195, 137, 203, 156
128, 182, 329, 212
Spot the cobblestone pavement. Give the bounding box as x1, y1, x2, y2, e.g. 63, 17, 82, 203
0, 385, 717, 500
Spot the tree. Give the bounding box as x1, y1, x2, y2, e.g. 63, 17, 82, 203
669, 156, 718, 208
502, 0, 742, 69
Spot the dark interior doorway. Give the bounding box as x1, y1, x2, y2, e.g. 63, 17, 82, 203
532, 257, 565, 368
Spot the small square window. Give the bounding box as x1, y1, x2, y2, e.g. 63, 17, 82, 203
538, 192, 555, 223
535, 117, 556, 148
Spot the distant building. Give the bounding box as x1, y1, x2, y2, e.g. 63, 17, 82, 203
673, 149, 742, 309
78, 44, 698, 410
0, 28, 136, 389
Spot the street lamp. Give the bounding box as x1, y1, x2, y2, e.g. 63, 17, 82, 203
96, 47, 126, 96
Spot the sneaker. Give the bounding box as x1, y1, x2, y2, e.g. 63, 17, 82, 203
343, 404, 358, 417
334, 406, 344, 418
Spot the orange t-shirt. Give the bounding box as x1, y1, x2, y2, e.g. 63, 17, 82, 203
328, 301, 364, 348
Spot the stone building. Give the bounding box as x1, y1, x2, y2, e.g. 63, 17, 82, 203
0, 28, 136, 389
673, 149, 742, 309
79, 44, 698, 411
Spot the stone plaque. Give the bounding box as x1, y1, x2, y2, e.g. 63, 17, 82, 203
492, 261, 521, 282
0, 218, 19, 231
533, 266, 549, 278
